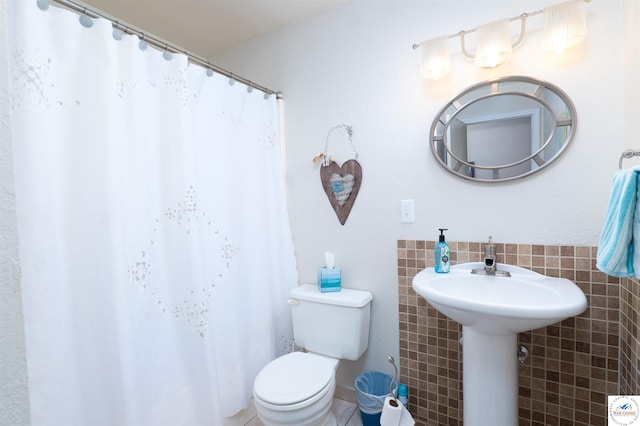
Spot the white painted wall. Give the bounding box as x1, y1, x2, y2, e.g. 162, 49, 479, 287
0, 2, 29, 424
623, 0, 640, 161
214, 0, 633, 388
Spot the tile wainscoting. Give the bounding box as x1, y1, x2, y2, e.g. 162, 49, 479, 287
621, 277, 640, 395
398, 240, 640, 426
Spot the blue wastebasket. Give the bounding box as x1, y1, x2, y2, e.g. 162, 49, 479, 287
355, 371, 398, 426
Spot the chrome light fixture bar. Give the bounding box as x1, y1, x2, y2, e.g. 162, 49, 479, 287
413, 0, 590, 80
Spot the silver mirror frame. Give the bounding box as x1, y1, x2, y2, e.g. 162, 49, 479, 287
430, 76, 577, 183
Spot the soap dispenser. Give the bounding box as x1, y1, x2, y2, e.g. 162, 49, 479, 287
434, 228, 450, 273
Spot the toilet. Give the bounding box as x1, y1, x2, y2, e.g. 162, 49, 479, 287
253, 284, 373, 426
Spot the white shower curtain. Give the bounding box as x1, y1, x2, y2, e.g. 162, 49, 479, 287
5, 1, 297, 425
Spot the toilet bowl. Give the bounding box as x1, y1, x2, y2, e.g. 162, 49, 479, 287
252, 284, 372, 426
253, 352, 338, 426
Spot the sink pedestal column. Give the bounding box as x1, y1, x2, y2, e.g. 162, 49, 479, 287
462, 326, 518, 426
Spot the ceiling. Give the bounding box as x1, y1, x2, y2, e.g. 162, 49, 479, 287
73, 0, 346, 60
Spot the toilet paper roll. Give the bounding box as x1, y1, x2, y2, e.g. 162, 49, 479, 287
399, 403, 416, 426
380, 396, 402, 426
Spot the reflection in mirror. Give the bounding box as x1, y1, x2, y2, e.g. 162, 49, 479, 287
430, 76, 576, 182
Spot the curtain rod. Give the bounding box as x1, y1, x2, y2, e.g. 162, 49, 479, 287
47, 0, 283, 99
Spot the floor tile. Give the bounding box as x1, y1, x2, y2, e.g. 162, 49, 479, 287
244, 386, 362, 426
332, 397, 358, 426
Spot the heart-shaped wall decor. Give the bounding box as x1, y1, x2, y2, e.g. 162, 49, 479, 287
320, 159, 362, 225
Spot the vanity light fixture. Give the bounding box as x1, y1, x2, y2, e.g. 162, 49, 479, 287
544, 0, 588, 53
414, 0, 589, 80
474, 19, 515, 68
420, 36, 451, 80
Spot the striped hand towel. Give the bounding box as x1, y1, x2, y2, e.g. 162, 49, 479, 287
596, 167, 640, 277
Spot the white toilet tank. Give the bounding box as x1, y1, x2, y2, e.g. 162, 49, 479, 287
289, 284, 373, 361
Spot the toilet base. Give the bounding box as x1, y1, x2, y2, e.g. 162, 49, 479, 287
323, 411, 337, 426
253, 373, 336, 426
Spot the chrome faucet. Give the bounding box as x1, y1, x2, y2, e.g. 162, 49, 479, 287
471, 236, 511, 277
483, 236, 497, 274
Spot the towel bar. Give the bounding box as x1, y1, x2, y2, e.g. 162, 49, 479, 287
619, 149, 640, 169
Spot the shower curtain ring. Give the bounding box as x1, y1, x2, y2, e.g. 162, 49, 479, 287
79, 9, 93, 28
138, 33, 148, 50
112, 21, 124, 40
162, 44, 173, 61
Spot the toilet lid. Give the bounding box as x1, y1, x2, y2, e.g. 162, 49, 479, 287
254, 352, 334, 406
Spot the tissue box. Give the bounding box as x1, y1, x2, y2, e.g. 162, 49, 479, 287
317, 267, 341, 293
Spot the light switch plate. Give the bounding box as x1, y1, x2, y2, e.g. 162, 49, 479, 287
400, 199, 415, 223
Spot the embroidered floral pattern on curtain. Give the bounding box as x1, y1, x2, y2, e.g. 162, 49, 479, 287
7, 2, 297, 425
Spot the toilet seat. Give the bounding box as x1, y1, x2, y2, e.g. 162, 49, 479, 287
254, 352, 335, 406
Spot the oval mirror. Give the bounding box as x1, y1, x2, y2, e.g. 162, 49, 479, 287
430, 76, 577, 182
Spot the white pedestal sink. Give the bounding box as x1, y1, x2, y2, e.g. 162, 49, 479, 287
412, 262, 587, 426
